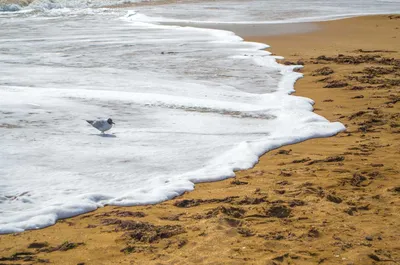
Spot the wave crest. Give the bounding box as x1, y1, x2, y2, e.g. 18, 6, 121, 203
0, 3, 22, 11
0, 0, 148, 12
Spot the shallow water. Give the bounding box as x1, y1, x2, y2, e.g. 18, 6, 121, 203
0, 0, 397, 233
130, 0, 400, 23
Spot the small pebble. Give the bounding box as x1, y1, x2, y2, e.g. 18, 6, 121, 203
365, 236, 373, 241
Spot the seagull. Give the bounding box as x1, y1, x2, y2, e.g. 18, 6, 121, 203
86, 118, 115, 133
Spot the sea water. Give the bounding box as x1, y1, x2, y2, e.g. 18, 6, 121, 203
0, 0, 398, 233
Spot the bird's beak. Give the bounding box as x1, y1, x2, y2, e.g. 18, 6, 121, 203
112, 122, 115, 124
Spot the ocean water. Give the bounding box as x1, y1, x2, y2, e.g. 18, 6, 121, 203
0, 0, 398, 234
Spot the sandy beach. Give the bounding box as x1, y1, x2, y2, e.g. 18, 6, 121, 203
0, 15, 399, 265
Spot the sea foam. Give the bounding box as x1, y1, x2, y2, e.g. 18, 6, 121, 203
4, 1, 390, 233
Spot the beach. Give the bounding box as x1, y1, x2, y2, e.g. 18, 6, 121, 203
0, 14, 399, 265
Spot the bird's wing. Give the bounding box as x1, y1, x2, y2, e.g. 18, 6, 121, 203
94, 120, 112, 131
92, 120, 105, 129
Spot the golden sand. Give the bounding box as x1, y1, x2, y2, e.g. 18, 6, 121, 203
0, 15, 399, 265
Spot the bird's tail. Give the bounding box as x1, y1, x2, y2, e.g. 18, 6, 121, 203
86, 120, 94, 125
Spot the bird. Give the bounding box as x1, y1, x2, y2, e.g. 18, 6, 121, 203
86, 118, 115, 133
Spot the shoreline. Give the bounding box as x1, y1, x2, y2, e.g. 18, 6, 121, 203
1, 15, 399, 265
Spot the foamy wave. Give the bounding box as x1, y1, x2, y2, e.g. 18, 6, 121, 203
0, 3, 22, 11
0, 0, 149, 11
0, 7, 346, 233
27, 0, 138, 10
5, 0, 399, 234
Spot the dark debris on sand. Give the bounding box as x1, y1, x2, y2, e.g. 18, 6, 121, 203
173, 196, 239, 208
315, 54, 400, 67
312, 66, 334, 76
102, 219, 186, 243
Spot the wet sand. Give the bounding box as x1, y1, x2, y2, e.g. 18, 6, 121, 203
163, 21, 321, 37
0, 15, 399, 265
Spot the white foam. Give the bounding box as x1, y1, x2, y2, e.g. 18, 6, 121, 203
0, 2, 363, 233
9, 0, 145, 11
0, 3, 22, 11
